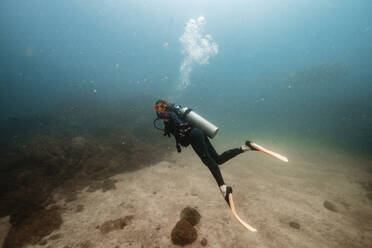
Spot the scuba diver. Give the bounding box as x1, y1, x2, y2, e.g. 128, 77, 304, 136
153, 99, 258, 205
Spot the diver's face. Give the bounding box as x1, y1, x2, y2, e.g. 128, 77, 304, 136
154, 103, 167, 112
154, 103, 168, 119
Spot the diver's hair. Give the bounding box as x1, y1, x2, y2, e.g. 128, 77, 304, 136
155, 99, 168, 105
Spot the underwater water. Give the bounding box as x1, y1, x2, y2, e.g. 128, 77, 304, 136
0, 0, 372, 247
1, 0, 371, 157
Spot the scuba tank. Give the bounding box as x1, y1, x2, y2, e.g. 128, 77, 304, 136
174, 105, 219, 138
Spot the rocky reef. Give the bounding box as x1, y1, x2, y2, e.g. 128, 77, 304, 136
0, 95, 171, 247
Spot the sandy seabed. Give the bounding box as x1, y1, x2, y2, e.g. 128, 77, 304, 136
1, 145, 372, 248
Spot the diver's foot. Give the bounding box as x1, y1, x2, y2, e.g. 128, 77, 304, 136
242, 140, 258, 152
225, 186, 232, 206
220, 185, 232, 206
220, 185, 227, 196
241, 144, 251, 152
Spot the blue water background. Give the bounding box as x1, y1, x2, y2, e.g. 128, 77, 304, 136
0, 0, 371, 158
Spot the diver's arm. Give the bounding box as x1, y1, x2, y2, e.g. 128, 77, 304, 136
168, 111, 183, 127
167, 111, 183, 153
163, 121, 171, 137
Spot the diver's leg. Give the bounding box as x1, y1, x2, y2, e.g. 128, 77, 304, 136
203, 133, 220, 161
203, 135, 244, 165
189, 129, 225, 186
215, 148, 243, 165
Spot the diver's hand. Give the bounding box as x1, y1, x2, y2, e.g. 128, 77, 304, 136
163, 131, 171, 137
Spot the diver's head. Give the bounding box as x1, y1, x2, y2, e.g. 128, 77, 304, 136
154, 99, 169, 119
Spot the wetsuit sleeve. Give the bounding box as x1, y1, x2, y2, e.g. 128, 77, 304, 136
168, 111, 183, 127
163, 121, 171, 137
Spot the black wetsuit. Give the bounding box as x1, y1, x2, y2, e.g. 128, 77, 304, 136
164, 110, 244, 186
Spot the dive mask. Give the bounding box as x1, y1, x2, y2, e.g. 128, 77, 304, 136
154, 103, 167, 112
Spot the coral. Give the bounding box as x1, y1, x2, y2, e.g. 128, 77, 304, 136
171, 219, 197, 246
180, 207, 201, 226
3, 207, 62, 248
97, 216, 134, 234
289, 221, 300, 230
323, 200, 338, 212
200, 237, 208, 246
